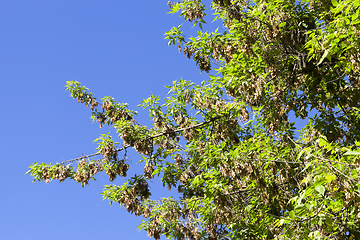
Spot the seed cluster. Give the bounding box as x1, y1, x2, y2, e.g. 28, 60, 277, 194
100, 141, 117, 160
105, 160, 129, 181
213, 0, 232, 7
41, 165, 72, 183
76, 93, 98, 111
95, 102, 131, 128
41, 167, 51, 183
194, 55, 211, 73
173, 113, 196, 141
141, 200, 231, 240
117, 179, 151, 216
134, 139, 153, 156
144, 163, 154, 180
152, 115, 163, 129
102, 101, 131, 124
74, 161, 104, 186
53, 165, 71, 182
183, 46, 194, 60
185, 6, 204, 22
212, 41, 238, 63
174, 154, 183, 168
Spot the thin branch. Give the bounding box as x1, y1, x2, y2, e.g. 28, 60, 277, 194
326, 162, 360, 185
60, 117, 220, 165
151, 116, 220, 139
60, 145, 131, 164
239, 158, 303, 164
287, 136, 360, 167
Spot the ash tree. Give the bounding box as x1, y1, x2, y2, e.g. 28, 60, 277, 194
28, 0, 360, 239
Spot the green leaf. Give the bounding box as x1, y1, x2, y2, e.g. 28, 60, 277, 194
315, 185, 325, 196
344, 151, 360, 155
279, 22, 286, 28
352, 9, 359, 21
325, 174, 336, 182
317, 49, 329, 65
297, 148, 308, 161
295, 204, 306, 212
325, 216, 333, 228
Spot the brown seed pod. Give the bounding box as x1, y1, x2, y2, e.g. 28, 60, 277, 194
175, 154, 183, 168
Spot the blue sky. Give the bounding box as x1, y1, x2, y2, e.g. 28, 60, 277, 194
0, 1, 212, 239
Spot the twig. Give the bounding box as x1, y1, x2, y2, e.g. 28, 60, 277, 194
60, 145, 132, 164
287, 136, 360, 167
60, 117, 220, 165
151, 116, 220, 139
326, 162, 360, 185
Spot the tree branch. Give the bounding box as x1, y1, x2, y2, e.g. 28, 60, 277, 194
60, 117, 221, 165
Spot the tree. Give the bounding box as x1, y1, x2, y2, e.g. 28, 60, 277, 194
27, 0, 360, 239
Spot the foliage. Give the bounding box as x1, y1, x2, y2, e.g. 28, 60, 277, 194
27, 0, 360, 239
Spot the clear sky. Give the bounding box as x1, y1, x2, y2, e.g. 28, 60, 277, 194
0, 1, 211, 239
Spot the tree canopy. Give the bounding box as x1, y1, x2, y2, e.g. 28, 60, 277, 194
28, 0, 360, 239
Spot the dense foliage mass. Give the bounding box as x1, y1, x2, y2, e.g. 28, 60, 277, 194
28, 0, 360, 239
